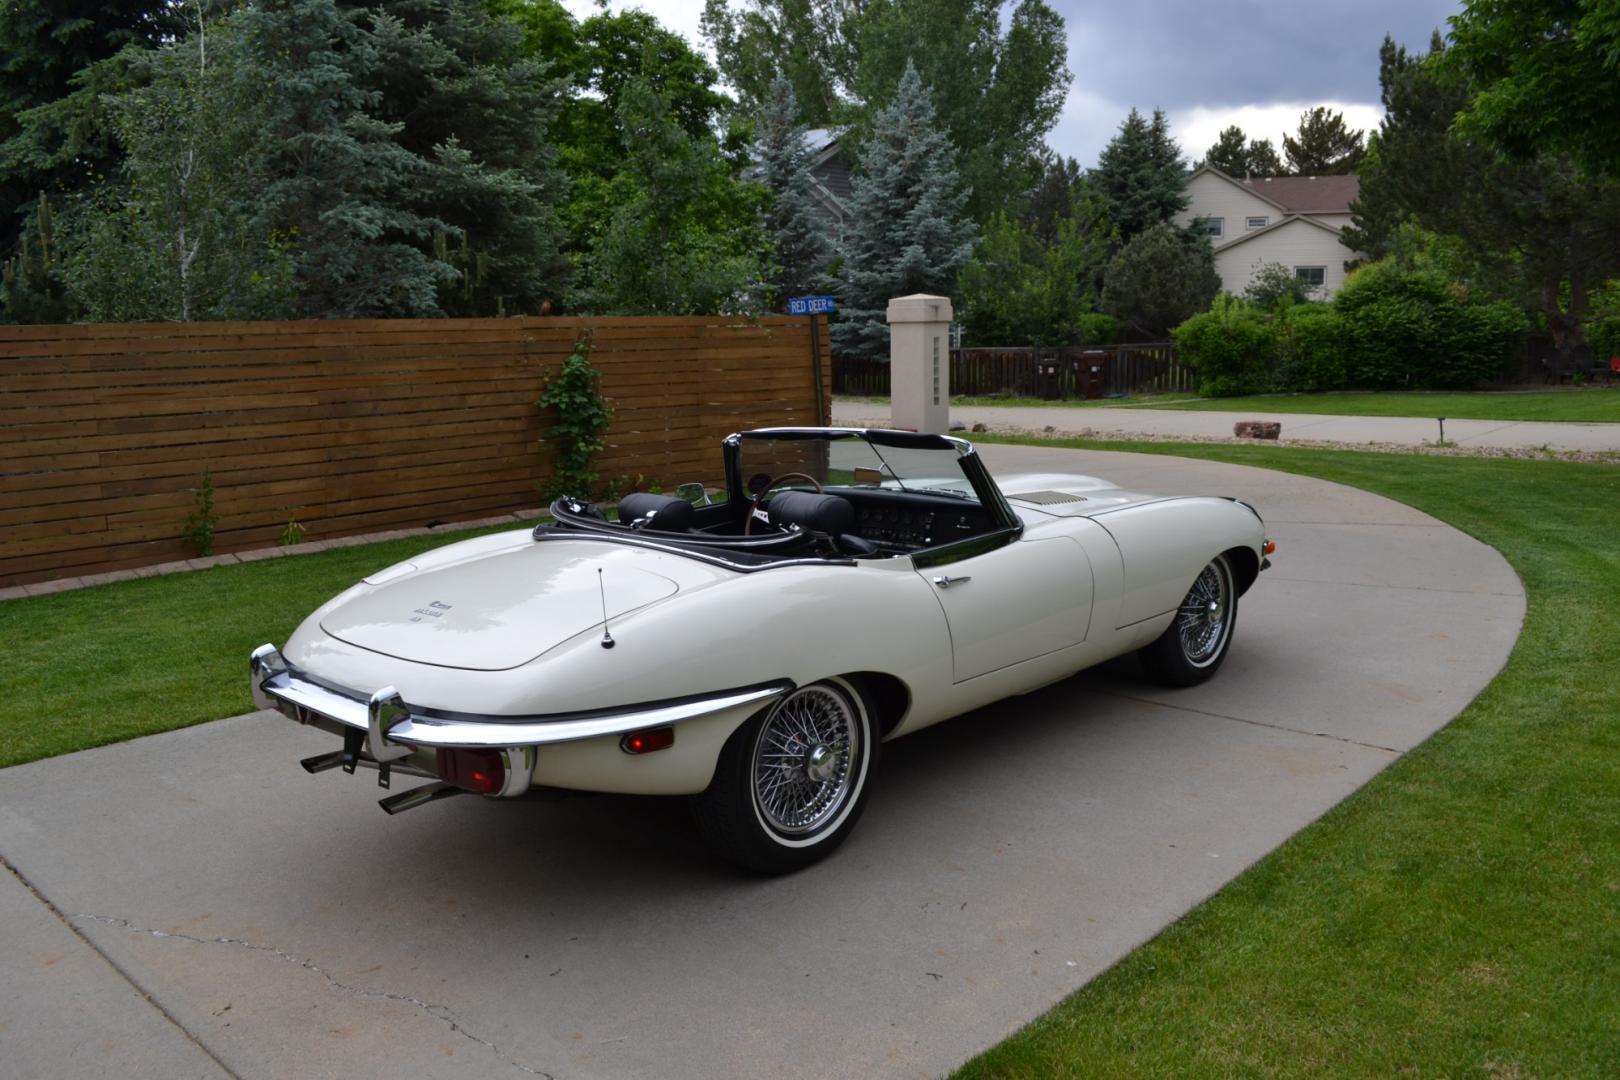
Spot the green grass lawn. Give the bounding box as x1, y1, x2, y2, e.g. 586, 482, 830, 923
0, 522, 519, 769
1148, 388, 1620, 422
956, 435, 1620, 1078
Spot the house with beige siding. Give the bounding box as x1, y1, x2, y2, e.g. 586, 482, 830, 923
1174, 167, 1362, 297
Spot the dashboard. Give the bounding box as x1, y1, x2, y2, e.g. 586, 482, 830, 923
842, 491, 996, 551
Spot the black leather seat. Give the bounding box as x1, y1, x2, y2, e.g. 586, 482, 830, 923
616, 492, 695, 532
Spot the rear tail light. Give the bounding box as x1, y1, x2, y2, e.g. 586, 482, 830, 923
620, 727, 675, 754
436, 748, 505, 794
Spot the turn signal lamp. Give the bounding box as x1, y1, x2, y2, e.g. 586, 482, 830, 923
1263, 539, 1276, 556
436, 748, 505, 794
620, 727, 675, 755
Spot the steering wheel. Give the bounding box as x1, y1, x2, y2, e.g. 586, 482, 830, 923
743, 472, 824, 535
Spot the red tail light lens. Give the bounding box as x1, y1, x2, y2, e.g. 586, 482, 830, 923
436, 748, 505, 794
620, 727, 675, 754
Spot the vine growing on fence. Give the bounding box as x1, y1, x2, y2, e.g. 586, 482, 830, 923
181, 471, 219, 556
537, 335, 613, 502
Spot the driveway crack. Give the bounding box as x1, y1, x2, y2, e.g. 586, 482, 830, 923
1097, 691, 1403, 753
74, 913, 554, 1078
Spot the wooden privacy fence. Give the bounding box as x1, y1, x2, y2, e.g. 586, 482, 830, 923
0, 315, 831, 586
833, 343, 1194, 399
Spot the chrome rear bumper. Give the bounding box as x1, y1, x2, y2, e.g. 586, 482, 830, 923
249, 643, 790, 756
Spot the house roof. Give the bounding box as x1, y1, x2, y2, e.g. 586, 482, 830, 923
1239, 174, 1359, 214
1212, 213, 1345, 255
1186, 166, 1359, 214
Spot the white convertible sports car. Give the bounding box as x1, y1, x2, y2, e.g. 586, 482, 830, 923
251, 428, 1272, 872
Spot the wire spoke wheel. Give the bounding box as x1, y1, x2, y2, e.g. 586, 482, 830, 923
750, 684, 861, 836
1176, 558, 1234, 667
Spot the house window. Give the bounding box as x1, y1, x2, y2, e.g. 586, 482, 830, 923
1246, 216, 1268, 229
1295, 266, 1326, 287
1193, 216, 1224, 238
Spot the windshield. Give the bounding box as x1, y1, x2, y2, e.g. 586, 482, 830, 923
734, 433, 979, 501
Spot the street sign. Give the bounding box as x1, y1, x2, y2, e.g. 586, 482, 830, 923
787, 295, 837, 315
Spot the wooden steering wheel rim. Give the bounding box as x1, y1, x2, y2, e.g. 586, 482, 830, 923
743, 472, 824, 535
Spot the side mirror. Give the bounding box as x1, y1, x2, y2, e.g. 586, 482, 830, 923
675, 482, 711, 506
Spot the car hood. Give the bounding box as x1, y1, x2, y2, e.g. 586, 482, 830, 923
320, 537, 682, 670
997, 473, 1173, 517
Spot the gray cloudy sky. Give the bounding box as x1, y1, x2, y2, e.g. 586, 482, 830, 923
564, 0, 1463, 167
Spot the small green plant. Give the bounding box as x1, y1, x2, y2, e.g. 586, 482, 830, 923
537, 336, 613, 502
278, 519, 305, 547
181, 471, 219, 556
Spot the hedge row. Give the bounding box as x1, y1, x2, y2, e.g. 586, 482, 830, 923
1175, 261, 1529, 396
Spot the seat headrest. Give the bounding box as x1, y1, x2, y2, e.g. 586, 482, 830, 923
616, 492, 695, 532
767, 490, 854, 535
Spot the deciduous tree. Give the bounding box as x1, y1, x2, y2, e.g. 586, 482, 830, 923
1446, 0, 1620, 177
1101, 222, 1219, 340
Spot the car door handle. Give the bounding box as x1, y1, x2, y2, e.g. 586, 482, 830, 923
931, 575, 972, 589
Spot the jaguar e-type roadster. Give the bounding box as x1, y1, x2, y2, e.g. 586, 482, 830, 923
250, 428, 1271, 872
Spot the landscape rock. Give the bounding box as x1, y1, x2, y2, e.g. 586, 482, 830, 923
971, 422, 989, 433
1234, 421, 1282, 440
949, 419, 967, 431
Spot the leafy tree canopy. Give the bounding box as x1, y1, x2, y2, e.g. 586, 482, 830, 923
1446, 0, 1620, 177
1101, 221, 1219, 340
1282, 106, 1366, 175
703, 0, 1071, 223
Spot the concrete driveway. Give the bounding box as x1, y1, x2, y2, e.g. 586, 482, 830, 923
0, 446, 1525, 1080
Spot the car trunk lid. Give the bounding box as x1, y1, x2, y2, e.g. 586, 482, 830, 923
320, 539, 681, 670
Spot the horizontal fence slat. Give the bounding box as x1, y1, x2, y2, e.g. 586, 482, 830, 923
0, 313, 833, 586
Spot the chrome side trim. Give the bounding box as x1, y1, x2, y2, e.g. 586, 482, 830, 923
249, 646, 792, 750
530, 527, 853, 573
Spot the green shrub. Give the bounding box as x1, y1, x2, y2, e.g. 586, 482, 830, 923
1334, 260, 1525, 389
1275, 304, 1348, 392
1076, 312, 1119, 345
1173, 295, 1279, 397
1588, 317, 1620, 362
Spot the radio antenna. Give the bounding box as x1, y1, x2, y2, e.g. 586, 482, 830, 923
597, 567, 615, 649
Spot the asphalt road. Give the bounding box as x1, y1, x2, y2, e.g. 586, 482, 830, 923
0, 446, 1525, 1080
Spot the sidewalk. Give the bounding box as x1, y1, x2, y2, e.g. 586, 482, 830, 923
831, 401, 1620, 453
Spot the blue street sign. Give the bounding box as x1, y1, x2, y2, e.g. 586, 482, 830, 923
787, 295, 837, 315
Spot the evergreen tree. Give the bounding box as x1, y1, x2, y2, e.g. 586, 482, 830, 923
0, 193, 77, 323
1201, 125, 1282, 178
831, 62, 975, 361
1091, 108, 1188, 244
359, 0, 569, 315
571, 72, 766, 314
239, 0, 455, 318
1283, 106, 1366, 175
757, 76, 832, 309
1101, 222, 1219, 340
1246, 138, 1283, 178
0, 0, 179, 253
1022, 151, 1085, 243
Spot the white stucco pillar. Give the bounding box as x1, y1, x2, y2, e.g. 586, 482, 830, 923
887, 294, 952, 434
